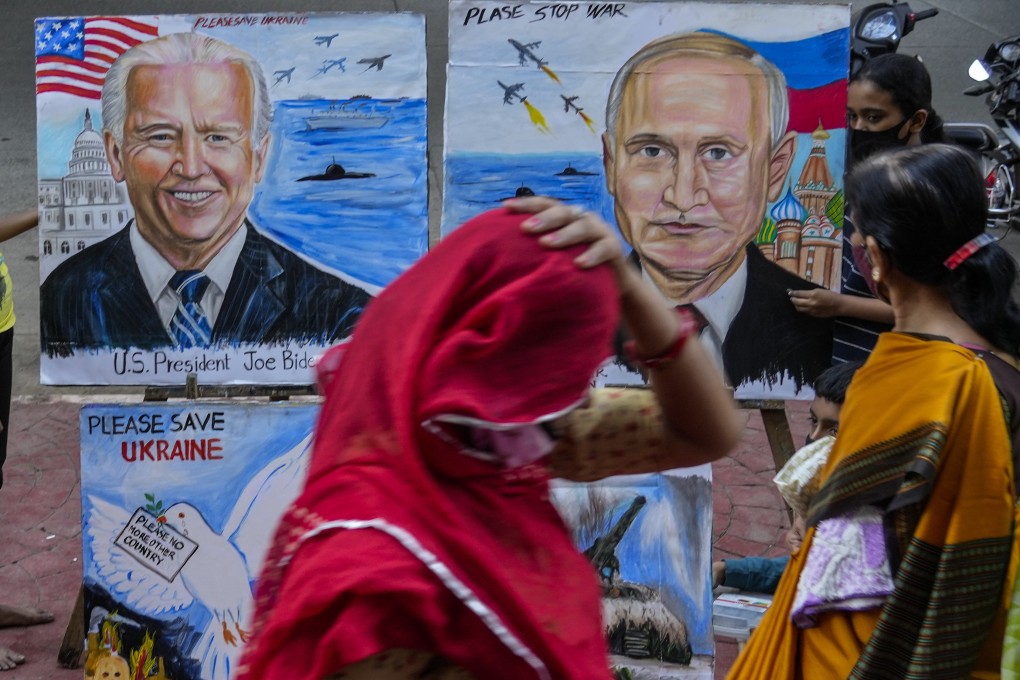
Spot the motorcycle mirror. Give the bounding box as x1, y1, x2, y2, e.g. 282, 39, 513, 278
1001, 41, 1020, 63
964, 82, 995, 97
857, 8, 899, 41
968, 59, 992, 82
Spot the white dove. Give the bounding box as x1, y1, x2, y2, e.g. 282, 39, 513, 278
85, 433, 312, 680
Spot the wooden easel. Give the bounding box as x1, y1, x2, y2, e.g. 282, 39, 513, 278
737, 399, 797, 524
142, 373, 316, 402
737, 399, 797, 471
58, 373, 316, 668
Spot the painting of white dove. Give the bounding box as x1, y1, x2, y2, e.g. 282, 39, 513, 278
81, 403, 318, 680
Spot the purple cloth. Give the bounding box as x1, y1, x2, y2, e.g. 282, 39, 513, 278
791, 506, 894, 627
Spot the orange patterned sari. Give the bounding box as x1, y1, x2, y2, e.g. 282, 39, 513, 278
730, 333, 1016, 679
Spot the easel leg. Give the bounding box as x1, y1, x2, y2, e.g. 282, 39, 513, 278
737, 400, 797, 523
760, 407, 796, 473
56, 584, 84, 668
760, 406, 796, 523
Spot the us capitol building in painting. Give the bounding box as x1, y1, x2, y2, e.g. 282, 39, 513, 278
38, 109, 130, 281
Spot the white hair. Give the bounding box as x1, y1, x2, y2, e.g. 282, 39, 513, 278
101, 32, 272, 146
605, 32, 789, 151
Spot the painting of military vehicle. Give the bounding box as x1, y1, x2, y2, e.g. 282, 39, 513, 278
552, 470, 716, 678
584, 494, 692, 666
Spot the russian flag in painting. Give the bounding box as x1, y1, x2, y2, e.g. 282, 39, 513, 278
722, 28, 850, 133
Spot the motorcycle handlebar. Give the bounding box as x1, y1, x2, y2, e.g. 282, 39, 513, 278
912, 9, 939, 21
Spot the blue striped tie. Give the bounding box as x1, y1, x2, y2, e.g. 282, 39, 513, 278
168, 270, 213, 348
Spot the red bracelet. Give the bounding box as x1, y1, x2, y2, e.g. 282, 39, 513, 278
623, 306, 701, 369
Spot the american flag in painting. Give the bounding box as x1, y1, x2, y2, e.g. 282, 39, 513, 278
35, 16, 159, 99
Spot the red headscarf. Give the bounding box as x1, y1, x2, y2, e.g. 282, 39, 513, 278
237, 208, 619, 680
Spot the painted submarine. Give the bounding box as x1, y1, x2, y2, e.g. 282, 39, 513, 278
298, 158, 375, 182
555, 163, 597, 176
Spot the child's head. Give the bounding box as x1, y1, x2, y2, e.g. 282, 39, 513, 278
807, 361, 863, 443
847, 53, 944, 166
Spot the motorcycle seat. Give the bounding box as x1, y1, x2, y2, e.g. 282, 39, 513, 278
944, 123, 999, 152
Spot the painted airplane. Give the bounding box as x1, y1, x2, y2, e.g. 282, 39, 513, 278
314, 33, 339, 47
508, 39, 547, 68
272, 68, 295, 86
317, 58, 347, 75
561, 95, 582, 113
358, 54, 391, 72
498, 81, 526, 105
561, 94, 596, 133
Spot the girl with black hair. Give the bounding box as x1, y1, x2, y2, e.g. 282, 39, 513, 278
846, 53, 945, 165
790, 53, 946, 362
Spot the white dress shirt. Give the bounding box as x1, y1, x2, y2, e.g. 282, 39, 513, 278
130, 222, 248, 330
644, 259, 747, 374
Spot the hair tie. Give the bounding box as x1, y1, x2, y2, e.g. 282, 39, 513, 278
943, 232, 995, 271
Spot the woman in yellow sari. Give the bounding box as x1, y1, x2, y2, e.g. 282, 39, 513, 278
730, 143, 1020, 679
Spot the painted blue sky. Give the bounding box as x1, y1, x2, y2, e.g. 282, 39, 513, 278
37, 12, 426, 178
447, 0, 849, 153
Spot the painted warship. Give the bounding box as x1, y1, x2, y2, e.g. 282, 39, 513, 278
304, 96, 389, 131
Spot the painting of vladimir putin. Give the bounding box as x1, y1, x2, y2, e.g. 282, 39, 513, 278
40, 32, 371, 357
603, 32, 832, 391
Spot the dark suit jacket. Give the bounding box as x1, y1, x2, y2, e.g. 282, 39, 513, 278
41, 221, 372, 356
721, 245, 833, 391
628, 244, 832, 392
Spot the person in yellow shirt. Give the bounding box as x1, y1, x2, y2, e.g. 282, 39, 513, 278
0, 208, 55, 672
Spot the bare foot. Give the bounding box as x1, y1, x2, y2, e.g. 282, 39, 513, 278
0, 646, 25, 671
0, 604, 54, 628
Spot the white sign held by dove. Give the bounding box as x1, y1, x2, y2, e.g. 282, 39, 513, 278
114, 508, 199, 582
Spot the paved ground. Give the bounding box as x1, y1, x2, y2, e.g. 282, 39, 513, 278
0, 399, 82, 680
0, 396, 809, 679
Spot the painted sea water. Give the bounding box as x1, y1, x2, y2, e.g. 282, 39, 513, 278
252, 97, 428, 290
442, 152, 615, 236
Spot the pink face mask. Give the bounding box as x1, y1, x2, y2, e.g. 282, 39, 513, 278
851, 241, 887, 302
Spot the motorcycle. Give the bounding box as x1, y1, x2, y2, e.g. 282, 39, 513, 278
964, 36, 1020, 231
849, 1, 937, 77
850, 2, 1020, 233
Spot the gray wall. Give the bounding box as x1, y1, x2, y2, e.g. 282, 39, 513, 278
3, 1, 1018, 396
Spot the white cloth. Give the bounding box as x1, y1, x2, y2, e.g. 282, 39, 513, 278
773, 435, 835, 518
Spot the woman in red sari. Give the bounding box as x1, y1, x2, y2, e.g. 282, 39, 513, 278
236, 205, 741, 680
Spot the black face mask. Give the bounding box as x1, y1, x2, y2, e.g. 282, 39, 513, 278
847, 118, 911, 167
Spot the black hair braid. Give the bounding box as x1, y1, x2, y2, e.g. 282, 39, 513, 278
948, 244, 1020, 356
